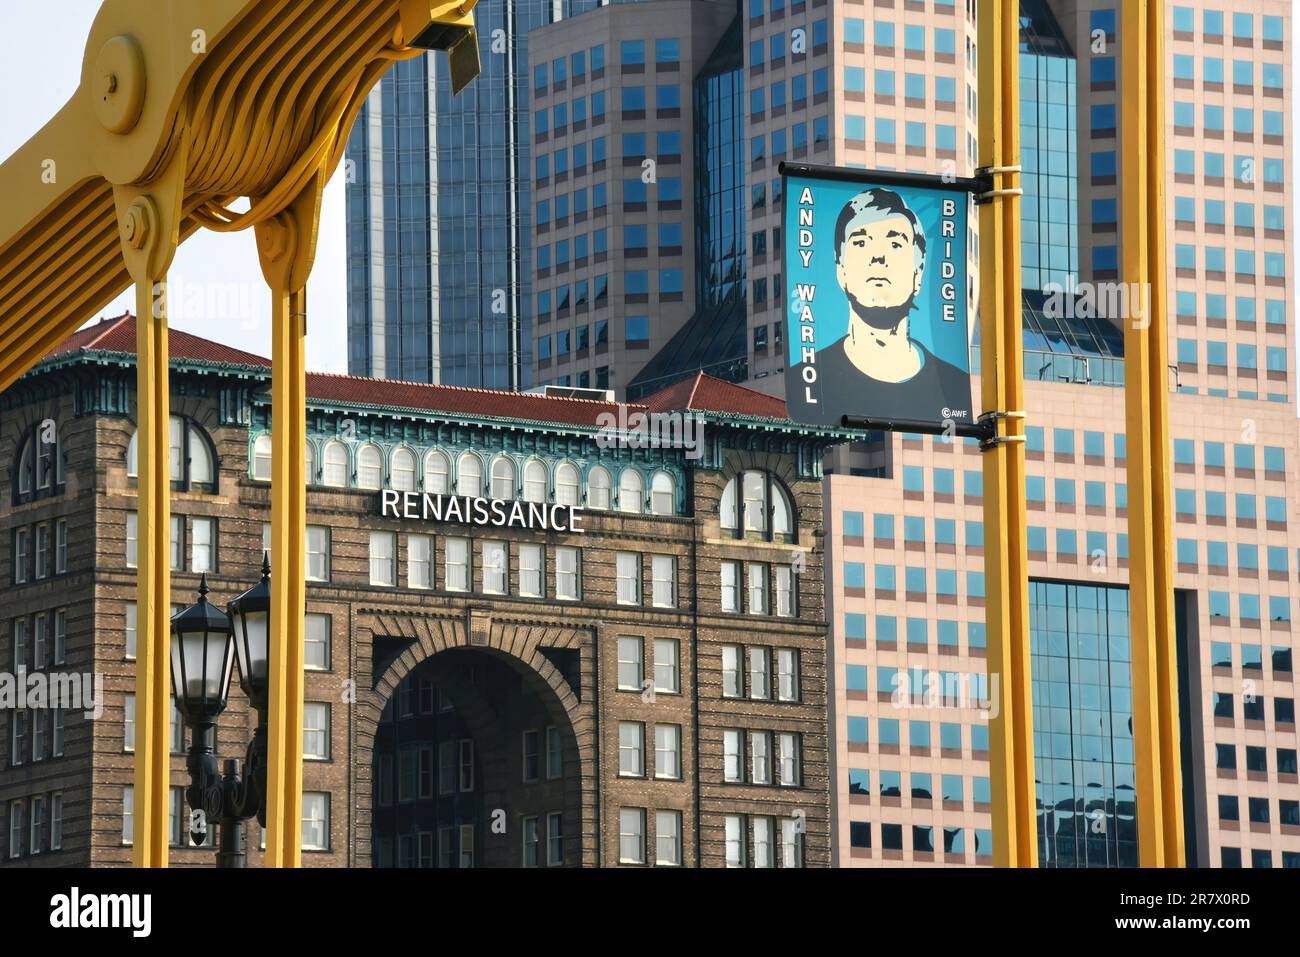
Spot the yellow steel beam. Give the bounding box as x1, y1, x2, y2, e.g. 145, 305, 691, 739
256, 172, 323, 867
978, 0, 1036, 868
115, 135, 189, 869
0, 0, 482, 868
1121, 0, 1184, 868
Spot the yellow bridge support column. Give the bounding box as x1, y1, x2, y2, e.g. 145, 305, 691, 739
1121, 0, 1185, 868
114, 146, 188, 869
256, 175, 325, 867
978, 0, 1036, 868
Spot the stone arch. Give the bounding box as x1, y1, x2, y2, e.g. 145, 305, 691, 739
354, 611, 596, 867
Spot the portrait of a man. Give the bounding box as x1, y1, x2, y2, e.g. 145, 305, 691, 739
787, 185, 971, 428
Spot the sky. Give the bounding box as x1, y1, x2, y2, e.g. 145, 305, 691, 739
0, 1, 350, 373
2, 4, 1298, 388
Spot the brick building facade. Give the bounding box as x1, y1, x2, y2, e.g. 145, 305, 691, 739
1, 312, 849, 867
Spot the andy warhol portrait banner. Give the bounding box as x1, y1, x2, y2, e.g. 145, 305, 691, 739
782, 163, 977, 432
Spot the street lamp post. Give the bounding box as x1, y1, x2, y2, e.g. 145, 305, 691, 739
170, 559, 273, 867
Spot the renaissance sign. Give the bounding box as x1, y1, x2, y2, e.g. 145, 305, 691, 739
379, 490, 586, 534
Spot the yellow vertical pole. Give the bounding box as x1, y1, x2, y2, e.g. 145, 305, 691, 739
265, 285, 308, 867
115, 155, 187, 869
257, 179, 322, 867
1121, 0, 1184, 867
978, 0, 1036, 868
131, 273, 171, 869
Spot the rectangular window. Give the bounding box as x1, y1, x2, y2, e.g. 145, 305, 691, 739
519, 543, 542, 598
617, 636, 643, 690
50, 793, 62, 851
778, 733, 801, 786
616, 552, 641, 604
481, 540, 507, 594
408, 534, 432, 589
618, 721, 645, 777
777, 648, 799, 701
445, 537, 470, 592
747, 562, 769, 615
301, 792, 329, 851
724, 729, 744, 782
305, 526, 330, 582
775, 566, 794, 617
653, 638, 679, 693
369, 531, 396, 587
749, 646, 771, 700
721, 560, 740, 612
751, 730, 772, 784
655, 810, 681, 866
122, 785, 133, 845
546, 726, 563, 780
188, 517, 215, 573
725, 815, 746, 867
723, 645, 743, 698
522, 730, 541, 782
304, 613, 330, 671
655, 724, 681, 780
55, 519, 67, 574
522, 816, 540, 867
619, 808, 645, 864
169, 515, 183, 571
124, 515, 136, 569
547, 812, 563, 866
303, 702, 329, 760
554, 546, 579, 600
651, 555, 676, 607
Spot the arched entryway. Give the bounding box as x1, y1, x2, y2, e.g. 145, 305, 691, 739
364, 633, 590, 867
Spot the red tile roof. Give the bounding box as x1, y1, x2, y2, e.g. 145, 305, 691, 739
642, 371, 789, 420
305, 371, 637, 427
51, 312, 270, 368
47, 315, 791, 427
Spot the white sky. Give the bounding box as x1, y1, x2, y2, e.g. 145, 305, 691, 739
2, 4, 1298, 389
0, 1, 349, 372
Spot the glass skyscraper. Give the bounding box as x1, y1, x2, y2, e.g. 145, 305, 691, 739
1030, 580, 1139, 868
1018, 0, 1079, 294
346, 0, 606, 388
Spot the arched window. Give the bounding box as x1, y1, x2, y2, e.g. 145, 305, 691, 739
252, 435, 273, 482
129, 416, 215, 489
391, 447, 417, 492
650, 471, 675, 516
491, 456, 516, 499
458, 453, 484, 497
322, 440, 348, 487
357, 444, 383, 489
618, 468, 644, 514
12, 422, 66, 504
424, 449, 450, 493
304, 441, 317, 485
555, 462, 580, 506
721, 470, 796, 542
16, 435, 33, 497
588, 466, 612, 509
523, 460, 548, 502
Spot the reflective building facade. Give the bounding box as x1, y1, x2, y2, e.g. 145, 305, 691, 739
346, 0, 607, 388
1030, 580, 1138, 868
1019, 0, 1080, 293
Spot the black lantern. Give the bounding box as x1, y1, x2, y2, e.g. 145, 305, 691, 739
229, 554, 272, 712
169, 574, 236, 726
172, 570, 271, 867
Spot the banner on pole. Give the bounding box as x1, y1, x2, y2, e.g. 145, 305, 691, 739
782, 163, 978, 433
